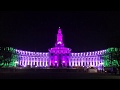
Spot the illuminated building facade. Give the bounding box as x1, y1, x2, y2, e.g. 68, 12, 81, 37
0, 27, 120, 69
15, 27, 107, 69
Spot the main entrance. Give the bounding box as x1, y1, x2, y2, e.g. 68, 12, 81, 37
50, 54, 68, 68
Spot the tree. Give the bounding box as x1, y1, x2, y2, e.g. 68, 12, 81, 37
103, 47, 120, 68
0, 39, 17, 68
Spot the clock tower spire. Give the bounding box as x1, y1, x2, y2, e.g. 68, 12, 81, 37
55, 27, 64, 46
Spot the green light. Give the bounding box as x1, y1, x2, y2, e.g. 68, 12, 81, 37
103, 47, 120, 67
0, 47, 18, 67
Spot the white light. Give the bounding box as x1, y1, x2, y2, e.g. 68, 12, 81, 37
15, 61, 18, 64
57, 41, 62, 44
100, 63, 104, 65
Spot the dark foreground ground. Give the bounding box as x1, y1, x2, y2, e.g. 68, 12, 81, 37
0, 69, 120, 79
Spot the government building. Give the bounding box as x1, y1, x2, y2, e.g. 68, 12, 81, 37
15, 27, 107, 70
0, 27, 119, 70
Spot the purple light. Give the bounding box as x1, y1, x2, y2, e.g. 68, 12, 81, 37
15, 27, 104, 69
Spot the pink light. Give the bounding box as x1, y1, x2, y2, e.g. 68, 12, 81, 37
55, 61, 57, 63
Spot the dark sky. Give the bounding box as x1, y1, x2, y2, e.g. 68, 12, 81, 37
0, 11, 120, 52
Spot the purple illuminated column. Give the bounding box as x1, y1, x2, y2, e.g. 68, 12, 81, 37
43, 59, 44, 66
37, 58, 38, 66
81, 58, 83, 66
40, 59, 41, 67
30, 60, 32, 67
78, 59, 80, 66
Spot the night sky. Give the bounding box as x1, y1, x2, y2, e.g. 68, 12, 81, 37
0, 11, 120, 52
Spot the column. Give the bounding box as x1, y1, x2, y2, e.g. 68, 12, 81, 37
78, 59, 80, 66
43, 58, 44, 67
75, 59, 77, 66
90, 59, 92, 66
72, 60, 74, 66
37, 58, 38, 67
40, 59, 41, 67
39, 61, 40, 67
34, 58, 35, 66
49, 59, 51, 66
20, 60, 22, 66
69, 59, 71, 66
46, 59, 47, 67
93, 60, 95, 67
30, 60, 32, 67
81, 58, 83, 66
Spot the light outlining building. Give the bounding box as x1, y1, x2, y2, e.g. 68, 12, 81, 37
15, 27, 107, 70
1, 27, 120, 69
